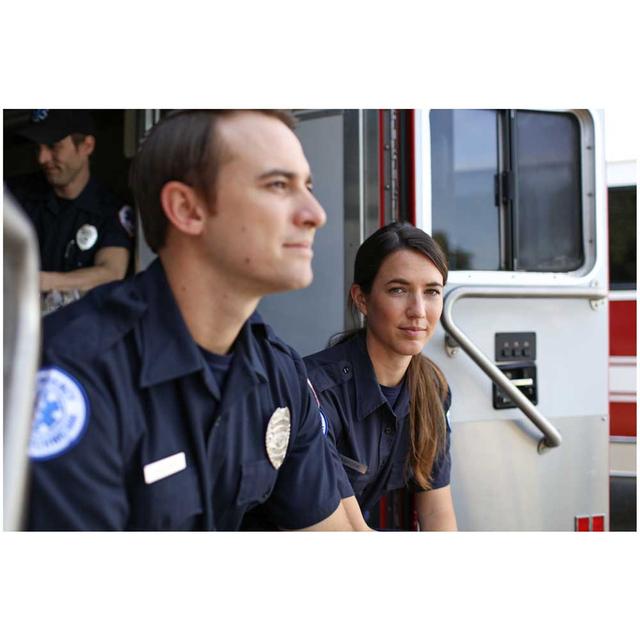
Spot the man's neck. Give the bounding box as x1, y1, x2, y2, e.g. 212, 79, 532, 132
53, 167, 91, 200
160, 247, 260, 355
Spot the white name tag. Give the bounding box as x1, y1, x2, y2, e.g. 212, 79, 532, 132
143, 452, 186, 484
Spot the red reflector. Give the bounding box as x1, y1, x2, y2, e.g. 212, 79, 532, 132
592, 515, 605, 532
575, 516, 590, 532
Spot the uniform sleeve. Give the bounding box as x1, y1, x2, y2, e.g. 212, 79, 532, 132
262, 359, 342, 530
98, 203, 135, 252
26, 356, 129, 531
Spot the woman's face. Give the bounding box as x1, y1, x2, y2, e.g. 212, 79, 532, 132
353, 249, 444, 358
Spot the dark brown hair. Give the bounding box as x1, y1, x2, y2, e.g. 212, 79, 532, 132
129, 109, 297, 253
351, 221, 449, 490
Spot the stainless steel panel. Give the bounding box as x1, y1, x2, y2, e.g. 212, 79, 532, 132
426, 296, 609, 423
258, 111, 361, 355
450, 415, 609, 530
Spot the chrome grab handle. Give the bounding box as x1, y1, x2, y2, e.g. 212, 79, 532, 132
3, 189, 41, 530
440, 285, 607, 453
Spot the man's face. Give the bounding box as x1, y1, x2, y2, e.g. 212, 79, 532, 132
37, 135, 91, 189
201, 112, 327, 296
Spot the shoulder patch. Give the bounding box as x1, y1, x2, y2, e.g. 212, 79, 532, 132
118, 205, 136, 237
307, 378, 329, 436
318, 407, 329, 436
29, 367, 90, 460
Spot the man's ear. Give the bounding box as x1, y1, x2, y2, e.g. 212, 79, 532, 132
80, 135, 96, 157
160, 181, 207, 237
350, 284, 367, 317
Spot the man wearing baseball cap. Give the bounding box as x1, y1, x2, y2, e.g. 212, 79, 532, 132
6, 109, 134, 313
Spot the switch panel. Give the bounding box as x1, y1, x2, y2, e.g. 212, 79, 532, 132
495, 332, 536, 362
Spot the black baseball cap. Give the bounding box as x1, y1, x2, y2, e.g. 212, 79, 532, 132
16, 109, 96, 145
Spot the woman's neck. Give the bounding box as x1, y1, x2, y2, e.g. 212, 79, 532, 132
365, 331, 411, 387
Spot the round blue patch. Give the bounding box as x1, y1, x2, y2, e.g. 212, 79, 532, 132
31, 109, 49, 123
118, 205, 136, 237
319, 407, 329, 437
29, 367, 89, 460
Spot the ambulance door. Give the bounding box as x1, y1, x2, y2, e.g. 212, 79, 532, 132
418, 109, 609, 531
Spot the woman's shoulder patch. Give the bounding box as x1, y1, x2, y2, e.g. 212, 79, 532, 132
28, 367, 90, 460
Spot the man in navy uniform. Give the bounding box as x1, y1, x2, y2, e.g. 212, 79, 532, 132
7, 109, 133, 312
26, 110, 357, 531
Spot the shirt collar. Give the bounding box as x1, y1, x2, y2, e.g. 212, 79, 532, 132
43, 175, 102, 216
71, 176, 102, 214
345, 331, 410, 421
137, 259, 268, 389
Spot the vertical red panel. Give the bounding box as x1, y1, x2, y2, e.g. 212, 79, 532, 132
609, 300, 637, 356
610, 402, 637, 437
378, 110, 386, 228
410, 492, 419, 531
407, 109, 416, 226
378, 494, 388, 529
592, 515, 605, 532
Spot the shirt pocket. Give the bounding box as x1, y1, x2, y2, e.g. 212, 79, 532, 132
135, 464, 204, 531
236, 459, 278, 508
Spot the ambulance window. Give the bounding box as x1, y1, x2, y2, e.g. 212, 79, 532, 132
514, 111, 583, 271
430, 109, 500, 270
430, 109, 584, 273
608, 186, 637, 289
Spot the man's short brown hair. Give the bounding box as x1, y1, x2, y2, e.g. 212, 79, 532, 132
129, 109, 297, 253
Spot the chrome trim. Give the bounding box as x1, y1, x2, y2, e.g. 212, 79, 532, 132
609, 393, 637, 403
609, 290, 637, 302
441, 285, 607, 451
358, 110, 365, 246
610, 471, 637, 479
609, 355, 637, 366
3, 190, 42, 530
610, 436, 637, 444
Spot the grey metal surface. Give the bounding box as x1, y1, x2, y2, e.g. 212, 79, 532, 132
440, 285, 607, 450
258, 111, 361, 356
3, 189, 41, 531
450, 415, 609, 530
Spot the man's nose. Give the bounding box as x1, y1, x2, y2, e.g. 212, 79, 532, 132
295, 191, 327, 230
37, 145, 52, 165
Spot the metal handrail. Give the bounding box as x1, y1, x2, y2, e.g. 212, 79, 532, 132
3, 189, 41, 530
440, 284, 607, 452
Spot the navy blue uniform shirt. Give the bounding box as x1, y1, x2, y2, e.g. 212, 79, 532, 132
27, 259, 341, 530
7, 172, 134, 272
304, 332, 452, 515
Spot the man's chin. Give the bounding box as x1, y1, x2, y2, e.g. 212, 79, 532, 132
265, 269, 314, 294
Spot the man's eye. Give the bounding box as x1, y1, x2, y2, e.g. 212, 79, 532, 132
269, 180, 287, 190
426, 289, 441, 296
389, 287, 405, 295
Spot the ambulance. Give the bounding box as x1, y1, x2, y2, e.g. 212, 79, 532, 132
4, 108, 634, 531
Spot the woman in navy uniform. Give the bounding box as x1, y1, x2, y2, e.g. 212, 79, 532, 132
305, 222, 457, 531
